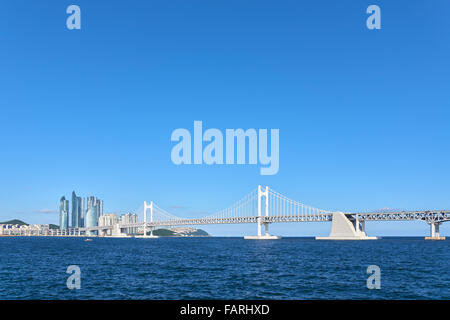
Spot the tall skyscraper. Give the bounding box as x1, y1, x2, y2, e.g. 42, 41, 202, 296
86, 196, 103, 226
79, 197, 85, 227
71, 191, 78, 228
120, 213, 138, 235
85, 205, 98, 229
98, 199, 103, 217
71, 191, 83, 228
59, 196, 69, 230
87, 196, 96, 211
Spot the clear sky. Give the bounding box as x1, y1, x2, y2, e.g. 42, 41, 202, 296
0, 0, 449, 236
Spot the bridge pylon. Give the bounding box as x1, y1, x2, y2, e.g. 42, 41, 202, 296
244, 185, 280, 240
141, 201, 159, 238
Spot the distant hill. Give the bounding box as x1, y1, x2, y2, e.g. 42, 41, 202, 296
49, 224, 59, 230
152, 229, 176, 236
149, 228, 209, 237
0, 219, 28, 226
188, 229, 209, 236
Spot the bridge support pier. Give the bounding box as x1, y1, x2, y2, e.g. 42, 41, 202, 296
244, 186, 280, 240
316, 212, 378, 240
244, 223, 280, 240
146, 227, 159, 238
425, 222, 445, 240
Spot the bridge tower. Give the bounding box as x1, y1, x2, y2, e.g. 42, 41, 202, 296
244, 185, 280, 240
143, 201, 158, 238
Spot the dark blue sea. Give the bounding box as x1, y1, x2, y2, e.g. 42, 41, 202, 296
0, 237, 448, 299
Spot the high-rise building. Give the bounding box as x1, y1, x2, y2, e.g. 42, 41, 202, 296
71, 192, 77, 227
98, 213, 119, 236
120, 213, 138, 235
86, 196, 103, 226
87, 196, 94, 210
71, 191, 83, 228
79, 197, 85, 227
98, 199, 103, 217
98, 213, 119, 227
59, 196, 69, 230
85, 205, 98, 229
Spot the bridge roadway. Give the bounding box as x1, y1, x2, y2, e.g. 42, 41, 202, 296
87, 209, 450, 231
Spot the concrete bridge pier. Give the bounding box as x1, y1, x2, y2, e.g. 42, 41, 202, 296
244, 221, 280, 240
142, 226, 159, 238
316, 212, 378, 240
425, 222, 445, 240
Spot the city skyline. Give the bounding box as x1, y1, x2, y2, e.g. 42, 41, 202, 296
58, 191, 103, 230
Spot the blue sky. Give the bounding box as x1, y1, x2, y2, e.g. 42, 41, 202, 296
0, 0, 449, 236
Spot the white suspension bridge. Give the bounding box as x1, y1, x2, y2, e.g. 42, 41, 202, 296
6, 186, 450, 240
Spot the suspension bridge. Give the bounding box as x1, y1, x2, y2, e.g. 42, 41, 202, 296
5, 186, 450, 240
